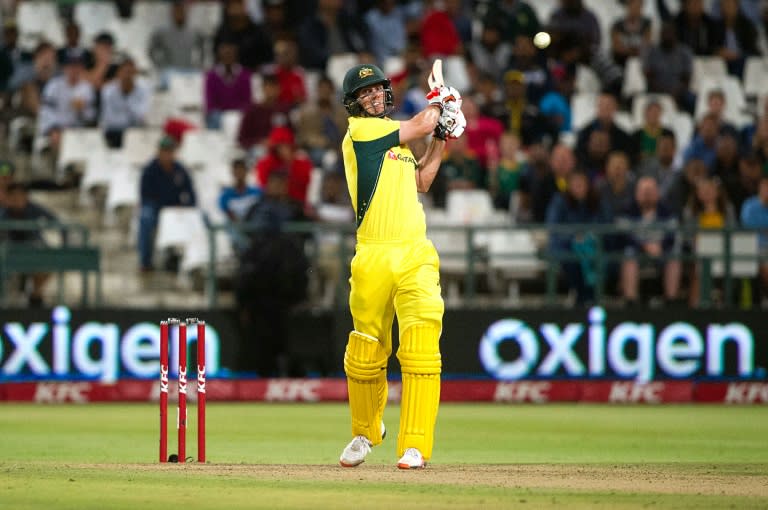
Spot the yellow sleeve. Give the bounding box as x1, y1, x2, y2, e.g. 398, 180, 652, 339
349, 117, 401, 144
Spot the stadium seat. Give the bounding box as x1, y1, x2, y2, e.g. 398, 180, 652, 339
695, 232, 759, 279
529, 0, 559, 25
79, 149, 131, 206
155, 207, 204, 252
583, 0, 623, 52
691, 56, 728, 94
123, 128, 165, 167
622, 57, 647, 98
57, 128, 106, 172
305, 167, 324, 207
614, 111, 636, 133
570, 92, 598, 131
668, 111, 694, 151
487, 229, 545, 304
442, 56, 471, 94
178, 129, 231, 170
169, 72, 205, 111
575, 65, 601, 94
187, 1, 222, 37
383, 56, 405, 77
220, 111, 243, 145
743, 56, 768, 99
107, 18, 155, 72
446, 189, 494, 226
145, 91, 176, 128
75, 1, 119, 45
134, 1, 171, 31
17, 1, 64, 48
425, 209, 470, 304
104, 165, 141, 224
326, 53, 359, 91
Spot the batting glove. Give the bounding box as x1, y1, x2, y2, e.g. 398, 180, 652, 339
425, 85, 462, 112
434, 107, 466, 140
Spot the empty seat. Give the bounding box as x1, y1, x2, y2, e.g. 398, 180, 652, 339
743, 56, 768, 98
178, 129, 231, 169
169, 71, 205, 111
668, 111, 694, 151
123, 128, 165, 167
445, 189, 494, 226
187, 1, 222, 37
575, 65, 601, 94
695, 232, 759, 279
58, 128, 106, 171
622, 57, 647, 98
690, 56, 728, 94
17, 1, 64, 48
442, 56, 471, 93
570, 92, 598, 131
75, 1, 119, 44
326, 53, 359, 91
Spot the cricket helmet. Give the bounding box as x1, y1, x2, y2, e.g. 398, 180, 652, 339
342, 63, 393, 117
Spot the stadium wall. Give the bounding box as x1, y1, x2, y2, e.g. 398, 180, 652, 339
0, 306, 765, 404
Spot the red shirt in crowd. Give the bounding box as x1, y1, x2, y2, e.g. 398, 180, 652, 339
420, 9, 461, 58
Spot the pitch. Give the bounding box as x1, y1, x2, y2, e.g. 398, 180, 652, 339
1, 403, 767, 509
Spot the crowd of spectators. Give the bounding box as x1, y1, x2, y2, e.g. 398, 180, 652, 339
1, 0, 768, 307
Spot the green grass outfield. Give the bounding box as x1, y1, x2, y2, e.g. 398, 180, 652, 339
1, 403, 767, 509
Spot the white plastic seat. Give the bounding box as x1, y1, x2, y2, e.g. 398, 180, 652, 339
145, 91, 176, 127
622, 56, 647, 98
743, 56, 768, 98
575, 65, 601, 94
220, 110, 243, 144
668, 111, 694, 151
133, 1, 171, 32
445, 189, 494, 226
583, 0, 623, 52
105, 165, 141, 223
695, 232, 759, 278
107, 18, 155, 71
383, 56, 405, 76
17, 1, 64, 48
178, 129, 231, 169
79, 149, 131, 205
187, 1, 222, 37
75, 1, 119, 44
487, 229, 545, 304
169, 71, 205, 111
690, 56, 728, 94
123, 128, 165, 167
442, 56, 470, 94
570, 92, 598, 131
326, 53, 359, 91
58, 128, 106, 171
155, 207, 205, 251
530, 0, 559, 25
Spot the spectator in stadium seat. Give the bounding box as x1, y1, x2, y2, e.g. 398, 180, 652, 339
296, 0, 368, 71
675, 0, 718, 56
0, 159, 15, 209
0, 182, 57, 306
294, 75, 348, 168
711, 130, 741, 181
15, 42, 57, 119
237, 73, 291, 160
137, 136, 197, 272
204, 40, 252, 129
723, 154, 762, 215
507, 34, 551, 106
255, 126, 313, 204
462, 96, 505, 171
148, 0, 205, 83
468, 23, 512, 83
481, 0, 540, 43
547, 170, 611, 305
488, 131, 527, 211
445, 0, 473, 45
740, 175, 768, 299
100, 57, 150, 148
539, 63, 575, 135
664, 157, 708, 218
502, 69, 556, 148
214, 0, 274, 70
683, 113, 720, 169
643, 21, 695, 114
473, 72, 508, 127
610, 0, 652, 68
219, 158, 261, 223
520, 142, 576, 223
37, 54, 96, 153
2, 21, 32, 92
685, 176, 736, 306
576, 93, 637, 168
57, 21, 92, 68
597, 151, 636, 219
632, 99, 674, 161
420, 0, 461, 58
637, 130, 679, 196
262, 38, 306, 108
703, 88, 738, 136
364, 0, 407, 66
713, 0, 759, 77
618, 176, 682, 306
437, 132, 485, 192
85, 32, 118, 92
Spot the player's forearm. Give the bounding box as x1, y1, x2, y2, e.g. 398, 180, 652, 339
415, 138, 446, 193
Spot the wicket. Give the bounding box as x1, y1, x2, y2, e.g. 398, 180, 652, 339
159, 318, 206, 463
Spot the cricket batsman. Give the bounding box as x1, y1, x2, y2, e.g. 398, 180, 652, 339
337, 63, 465, 469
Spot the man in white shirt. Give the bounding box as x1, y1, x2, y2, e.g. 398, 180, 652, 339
37, 54, 95, 154
100, 57, 150, 147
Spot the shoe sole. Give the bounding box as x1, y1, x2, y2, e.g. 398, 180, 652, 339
339, 459, 364, 468
397, 462, 426, 470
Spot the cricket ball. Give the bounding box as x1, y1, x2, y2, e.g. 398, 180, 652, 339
533, 32, 551, 49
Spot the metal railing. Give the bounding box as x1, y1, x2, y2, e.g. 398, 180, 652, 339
203, 221, 768, 310
0, 219, 101, 306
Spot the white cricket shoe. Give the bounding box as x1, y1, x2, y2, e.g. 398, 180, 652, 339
339, 435, 372, 467
397, 448, 426, 469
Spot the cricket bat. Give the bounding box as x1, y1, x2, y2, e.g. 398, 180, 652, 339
427, 59, 444, 90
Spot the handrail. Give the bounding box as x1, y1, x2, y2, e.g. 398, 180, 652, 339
203, 220, 768, 309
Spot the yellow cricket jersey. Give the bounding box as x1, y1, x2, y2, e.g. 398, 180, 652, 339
342, 116, 426, 242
